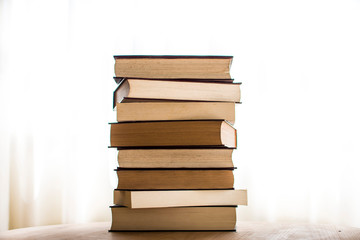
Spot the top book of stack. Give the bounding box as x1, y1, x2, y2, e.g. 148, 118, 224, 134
113, 55, 233, 83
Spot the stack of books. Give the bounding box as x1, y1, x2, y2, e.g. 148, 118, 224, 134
109, 55, 247, 231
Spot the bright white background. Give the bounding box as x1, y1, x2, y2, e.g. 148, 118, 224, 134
1, 0, 360, 231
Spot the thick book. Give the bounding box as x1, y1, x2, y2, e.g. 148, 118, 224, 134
115, 168, 234, 190
110, 120, 237, 148
114, 189, 247, 208
113, 78, 241, 105
110, 206, 236, 231
117, 149, 234, 168
116, 102, 235, 124
114, 55, 233, 80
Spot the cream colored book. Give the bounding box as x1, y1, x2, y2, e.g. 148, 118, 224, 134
114, 189, 247, 208
110, 206, 236, 231
116, 102, 235, 124
114, 55, 233, 79
113, 79, 241, 104
117, 149, 234, 168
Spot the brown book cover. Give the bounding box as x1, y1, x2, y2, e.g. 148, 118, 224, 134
115, 168, 235, 190
109, 120, 237, 148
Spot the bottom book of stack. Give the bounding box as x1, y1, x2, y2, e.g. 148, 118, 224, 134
109, 189, 247, 231
110, 206, 236, 231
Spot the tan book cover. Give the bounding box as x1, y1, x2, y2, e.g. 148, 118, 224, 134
114, 189, 247, 208
117, 149, 234, 168
110, 206, 236, 231
114, 55, 233, 79
116, 102, 235, 124
113, 79, 241, 105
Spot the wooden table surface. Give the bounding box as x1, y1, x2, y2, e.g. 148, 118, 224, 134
1, 222, 360, 240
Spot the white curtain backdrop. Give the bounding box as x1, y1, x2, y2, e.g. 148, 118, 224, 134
1, 0, 360, 231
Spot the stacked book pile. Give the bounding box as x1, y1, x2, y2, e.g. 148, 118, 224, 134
109, 55, 247, 231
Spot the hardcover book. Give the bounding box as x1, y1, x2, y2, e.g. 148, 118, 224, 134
113, 78, 241, 106
110, 206, 237, 231
117, 149, 235, 168
115, 102, 235, 124
114, 55, 233, 80
115, 168, 235, 190
114, 189, 247, 208
110, 120, 237, 148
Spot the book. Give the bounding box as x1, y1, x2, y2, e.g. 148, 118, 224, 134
110, 206, 237, 231
114, 189, 247, 208
113, 79, 241, 105
110, 120, 237, 148
113, 77, 234, 84
116, 168, 234, 190
116, 102, 235, 124
117, 149, 234, 168
114, 55, 233, 80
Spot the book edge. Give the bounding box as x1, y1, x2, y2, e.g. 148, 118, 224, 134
113, 55, 233, 59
